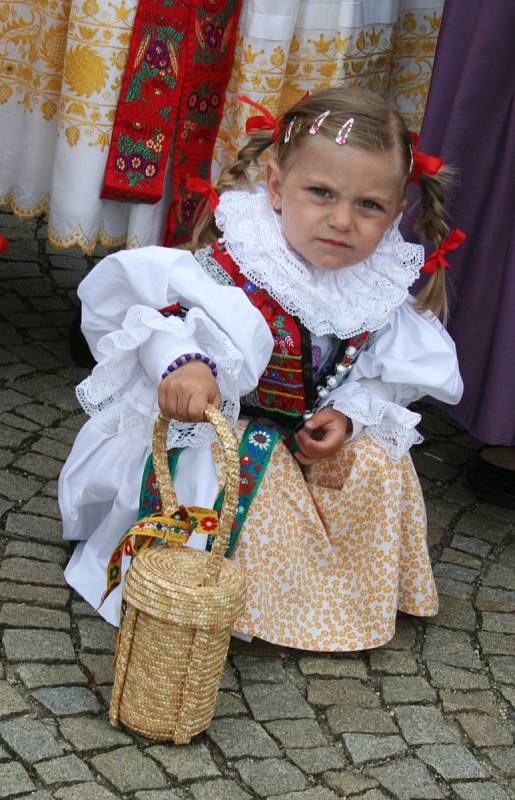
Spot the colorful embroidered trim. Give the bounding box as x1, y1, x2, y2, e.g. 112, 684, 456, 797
101, 0, 242, 247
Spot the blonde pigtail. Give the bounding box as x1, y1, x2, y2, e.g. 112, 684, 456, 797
414, 166, 456, 324
191, 131, 274, 249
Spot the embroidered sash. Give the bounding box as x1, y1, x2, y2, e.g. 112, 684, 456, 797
101, 0, 241, 246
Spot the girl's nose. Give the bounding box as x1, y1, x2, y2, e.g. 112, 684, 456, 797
329, 201, 354, 230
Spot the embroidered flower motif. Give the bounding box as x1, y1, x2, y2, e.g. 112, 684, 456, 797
130, 156, 142, 169
249, 430, 272, 450
188, 92, 199, 109
115, 156, 128, 171
240, 454, 252, 466
145, 163, 157, 178
211, 92, 221, 108
198, 97, 209, 113
200, 516, 218, 532
240, 473, 256, 495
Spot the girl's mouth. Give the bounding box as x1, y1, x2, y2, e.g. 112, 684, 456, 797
318, 238, 351, 248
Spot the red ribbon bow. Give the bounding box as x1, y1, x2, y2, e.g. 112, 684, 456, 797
236, 95, 282, 142
184, 177, 219, 213
422, 228, 466, 275
409, 132, 444, 184
0, 235, 7, 254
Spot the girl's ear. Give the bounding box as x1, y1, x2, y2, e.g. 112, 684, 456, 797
266, 160, 283, 211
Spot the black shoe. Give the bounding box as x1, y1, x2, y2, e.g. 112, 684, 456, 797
466, 450, 515, 509
69, 307, 95, 369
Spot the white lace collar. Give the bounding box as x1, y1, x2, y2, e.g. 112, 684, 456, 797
214, 187, 424, 338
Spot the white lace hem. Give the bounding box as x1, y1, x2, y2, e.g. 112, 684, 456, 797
215, 188, 425, 338
76, 305, 243, 449
327, 385, 423, 461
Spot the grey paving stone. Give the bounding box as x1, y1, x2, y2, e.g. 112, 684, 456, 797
32, 686, 101, 715
434, 576, 474, 599
148, 743, 219, 780
286, 746, 346, 773
5, 512, 63, 544
219, 661, 238, 690
77, 618, 117, 652
381, 618, 418, 651
423, 627, 481, 670
73, 600, 98, 618
14, 452, 63, 478
307, 678, 380, 708
17, 403, 63, 426
78, 654, 114, 685
236, 757, 308, 795
354, 791, 389, 800
299, 656, 367, 680
456, 713, 513, 746
0, 716, 64, 761
488, 655, 515, 684
58, 715, 132, 750
0, 389, 32, 412
2, 628, 75, 662
34, 753, 94, 784
4, 538, 66, 562
368, 650, 418, 675
452, 783, 511, 800
0, 470, 41, 500
0, 761, 35, 797
53, 785, 119, 800
0, 556, 66, 586
0, 580, 69, 607
477, 586, 515, 612
482, 613, 515, 635
189, 780, 250, 800
380, 676, 436, 704
433, 562, 479, 584
342, 734, 407, 764
455, 513, 511, 544
0, 680, 31, 715
264, 719, 328, 748
91, 746, 168, 792
0, 603, 70, 630
394, 705, 460, 744
233, 654, 286, 682
213, 690, 247, 717
451, 533, 492, 558
416, 743, 486, 780
33, 436, 71, 461
425, 661, 490, 690
484, 747, 515, 776
15, 663, 87, 689
207, 717, 280, 758
499, 686, 515, 709
413, 453, 459, 482
242, 682, 315, 720
323, 772, 379, 796
1, 410, 40, 432
368, 757, 443, 800
135, 792, 188, 800
439, 689, 500, 715
273, 791, 339, 800
483, 564, 515, 591
0, 424, 31, 448
441, 547, 481, 569
14, 793, 52, 800
326, 706, 398, 735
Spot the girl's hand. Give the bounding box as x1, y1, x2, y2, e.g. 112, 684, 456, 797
158, 361, 222, 422
295, 407, 350, 466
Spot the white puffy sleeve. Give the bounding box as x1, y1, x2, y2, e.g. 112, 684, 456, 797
322, 298, 463, 460
75, 246, 273, 447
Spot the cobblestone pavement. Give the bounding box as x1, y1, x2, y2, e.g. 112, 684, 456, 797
1, 207, 514, 800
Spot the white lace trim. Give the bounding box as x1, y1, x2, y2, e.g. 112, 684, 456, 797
76, 305, 242, 448
326, 384, 423, 461
215, 188, 424, 338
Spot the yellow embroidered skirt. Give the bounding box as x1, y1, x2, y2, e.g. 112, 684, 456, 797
226, 430, 438, 652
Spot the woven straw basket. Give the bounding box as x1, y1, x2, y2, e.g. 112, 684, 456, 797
109, 406, 246, 744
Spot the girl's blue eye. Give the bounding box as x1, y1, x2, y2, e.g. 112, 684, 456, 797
361, 199, 382, 211
310, 187, 331, 198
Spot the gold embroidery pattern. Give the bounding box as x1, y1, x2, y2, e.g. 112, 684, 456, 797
212, 8, 442, 177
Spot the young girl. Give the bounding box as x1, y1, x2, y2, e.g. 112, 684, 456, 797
59, 88, 463, 652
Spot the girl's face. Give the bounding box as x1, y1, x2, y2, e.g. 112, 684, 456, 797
266, 134, 407, 270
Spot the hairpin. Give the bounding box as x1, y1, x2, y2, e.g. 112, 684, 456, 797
335, 117, 354, 145
236, 95, 282, 142
408, 132, 444, 184
408, 143, 414, 174
421, 228, 466, 275
184, 177, 219, 212
284, 117, 296, 143
309, 110, 330, 135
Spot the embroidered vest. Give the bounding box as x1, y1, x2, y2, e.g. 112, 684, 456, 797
198, 242, 370, 426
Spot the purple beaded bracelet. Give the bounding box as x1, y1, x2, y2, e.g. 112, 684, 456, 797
161, 352, 218, 381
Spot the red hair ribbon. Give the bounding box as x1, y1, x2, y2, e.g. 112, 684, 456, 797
236, 95, 282, 142
422, 228, 466, 275
184, 177, 219, 213
409, 132, 444, 184
0, 235, 7, 254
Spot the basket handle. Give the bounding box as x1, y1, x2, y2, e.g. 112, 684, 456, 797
152, 407, 240, 586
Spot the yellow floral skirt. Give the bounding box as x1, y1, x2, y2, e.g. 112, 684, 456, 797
225, 431, 438, 652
